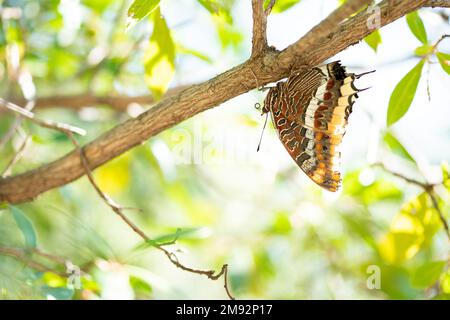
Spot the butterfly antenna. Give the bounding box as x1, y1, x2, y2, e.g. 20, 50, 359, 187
356, 86, 372, 92
355, 69, 376, 79
257, 113, 269, 152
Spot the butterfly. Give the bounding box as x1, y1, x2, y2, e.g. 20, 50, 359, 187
261, 61, 372, 192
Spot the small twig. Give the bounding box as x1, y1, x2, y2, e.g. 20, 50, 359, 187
373, 163, 435, 190
0, 98, 86, 136
0, 100, 34, 150
428, 191, 450, 241
1, 134, 31, 178
264, 0, 276, 16
32, 247, 69, 265
66, 132, 235, 300
374, 162, 450, 241
0, 246, 67, 277
433, 34, 450, 49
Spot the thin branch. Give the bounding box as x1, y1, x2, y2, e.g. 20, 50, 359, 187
373, 163, 435, 190
0, 0, 445, 205
434, 34, 450, 48
0, 98, 86, 136
67, 132, 235, 300
0, 247, 67, 277
428, 191, 450, 241
1, 134, 31, 178
375, 162, 450, 241
5, 85, 191, 112
0, 101, 34, 150
264, 0, 276, 16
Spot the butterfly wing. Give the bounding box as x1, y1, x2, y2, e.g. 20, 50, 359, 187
265, 61, 360, 191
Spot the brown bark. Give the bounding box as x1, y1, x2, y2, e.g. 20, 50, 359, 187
0, 0, 447, 204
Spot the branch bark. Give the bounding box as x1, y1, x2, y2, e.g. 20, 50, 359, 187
0, 0, 444, 204
426, 0, 450, 7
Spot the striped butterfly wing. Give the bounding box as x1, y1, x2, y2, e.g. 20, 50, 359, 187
263, 61, 360, 192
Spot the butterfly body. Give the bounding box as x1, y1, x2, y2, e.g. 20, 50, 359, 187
262, 61, 368, 192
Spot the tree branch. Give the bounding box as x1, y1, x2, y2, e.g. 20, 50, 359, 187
0, 0, 444, 204
251, 0, 272, 57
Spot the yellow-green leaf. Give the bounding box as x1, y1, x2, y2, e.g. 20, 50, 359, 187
144, 9, 176, 100
406, 11, 428, 44
411, 261, 446, 289
127, 0, 160, 29
436, 52, 450, 75
197, 0, 233, 23
214, 15, 243, 49
364, 29, 382, 52
442, 270, 450, 293
414, 44, 434, 57
387, 59, 424, 126
379, 192, 441, 263
442, 162, 450, 191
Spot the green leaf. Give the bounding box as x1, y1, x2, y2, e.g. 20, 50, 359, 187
197, 0, 233, 23
436, 52, 450, 75
129, 276, 152, 298
411, 261, 446, 289
9, 205, 37, 248
387, 59, 425, 126
383, 131, 416, 164
414, 44, 434, 57
442, 270, 450, 293
442, 162, 450, 191
135, 227, 207, 250
271, 212, 292, 235
364, 29, 382, 52
127, 0, 160, 29
214, 15, 243, 49
406, 11, 428, 44
264, 0, 302, 13
144, 9, 176, 100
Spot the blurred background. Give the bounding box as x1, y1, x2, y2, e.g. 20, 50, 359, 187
0, 0, 450, 299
